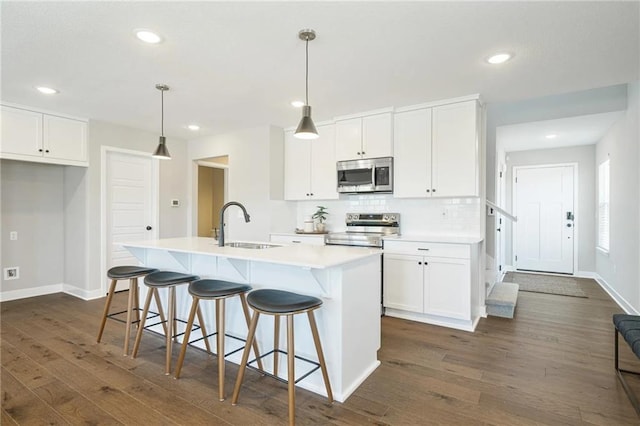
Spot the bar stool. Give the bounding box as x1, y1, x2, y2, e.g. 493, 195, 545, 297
174, 279, 264, 401
96, 266, 159, 356
132, 271, 208, 375
231, 289, 333, 426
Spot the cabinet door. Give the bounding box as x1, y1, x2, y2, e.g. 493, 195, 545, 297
431, 100, 478, 197
424, 257, 471, 320
310, 124, 338, 200
393, 108, 432, 198
362, 113, 392, 159
383, 254, 424, 312
335, 118, 362, 161
1, 106, 43, 157
284, 130, 312, 200
43, 115, 87, 162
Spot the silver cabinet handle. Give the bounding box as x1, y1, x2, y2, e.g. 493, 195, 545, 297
417, 248, 430, 251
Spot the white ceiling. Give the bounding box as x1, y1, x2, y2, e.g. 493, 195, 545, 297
2, 1, 639, 141
496, 111, 625, 152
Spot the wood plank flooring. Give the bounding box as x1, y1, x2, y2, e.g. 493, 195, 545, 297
2, 277, 639, 425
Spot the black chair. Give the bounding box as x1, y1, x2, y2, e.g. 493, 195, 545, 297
231, 289, 332, 426
174, 279, 263, 401
132, 271, 207, 375
96, 266, 158, 355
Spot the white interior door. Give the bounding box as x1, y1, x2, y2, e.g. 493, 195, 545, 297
514, 165, 574, 274
106, 151, 157, 291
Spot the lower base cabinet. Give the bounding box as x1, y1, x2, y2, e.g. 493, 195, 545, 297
383, 240, 479, 331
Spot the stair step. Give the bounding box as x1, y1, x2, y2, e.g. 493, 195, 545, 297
486, 282, 519, 319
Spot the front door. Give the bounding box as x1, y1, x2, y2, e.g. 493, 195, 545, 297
105, 150, 157, 291
514, 165, 575, 274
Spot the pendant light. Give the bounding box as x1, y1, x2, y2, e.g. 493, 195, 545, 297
294, 29, 319, 140
152, 84, 171, 159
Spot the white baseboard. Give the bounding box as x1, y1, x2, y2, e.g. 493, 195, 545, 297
0, 283, 103, 303
0, 284, 64, 302
594, 275, 639, 315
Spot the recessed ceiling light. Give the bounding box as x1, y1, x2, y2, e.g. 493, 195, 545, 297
291, 100, 305, 108
546, 133, 558, 139
35, 86, 59, 95
187, 124, 200, 131
486, 52, 513, 64
135, 29, 162, 44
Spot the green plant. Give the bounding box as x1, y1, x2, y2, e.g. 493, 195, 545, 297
312, 206, 328, 223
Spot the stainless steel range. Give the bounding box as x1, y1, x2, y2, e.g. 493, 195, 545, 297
325, 213, 400, 247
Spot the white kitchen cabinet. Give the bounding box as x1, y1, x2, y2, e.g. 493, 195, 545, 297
284, 124, 337, 201
393, 99, 478, 198
270, 233, 325, 246
335, 112, 392, 161
383, 239, 478, 331
1, 104, 88, 167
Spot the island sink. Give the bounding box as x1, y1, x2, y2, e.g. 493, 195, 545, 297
225, 242, 280, 249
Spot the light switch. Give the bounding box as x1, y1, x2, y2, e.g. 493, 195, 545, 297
9, 231, 17, 241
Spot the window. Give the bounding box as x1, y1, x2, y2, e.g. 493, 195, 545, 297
598, 159, 610, 252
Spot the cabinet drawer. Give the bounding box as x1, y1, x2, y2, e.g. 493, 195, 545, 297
383, 240, 470, 259
270, 234, 325, 246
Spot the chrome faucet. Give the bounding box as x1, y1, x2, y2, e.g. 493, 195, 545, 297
218, 201, 251, 247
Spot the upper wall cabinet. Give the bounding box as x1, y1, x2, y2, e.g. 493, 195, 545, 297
394, 99, 479, 198
1, 104, 88, 167
335, 111, 393, 161
284, 124, 338, 201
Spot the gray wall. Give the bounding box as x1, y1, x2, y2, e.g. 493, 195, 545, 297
595, 81, 640, 312
503, 145, 596, 273
485, 85, 628, 260
1, 161, 66, 294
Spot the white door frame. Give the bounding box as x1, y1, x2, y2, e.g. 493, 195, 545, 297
512, 162, 579, 275
100, 146, 160, 294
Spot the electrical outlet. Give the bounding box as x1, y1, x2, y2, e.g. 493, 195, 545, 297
9, 231, 18, 240
3, 267, 19, 280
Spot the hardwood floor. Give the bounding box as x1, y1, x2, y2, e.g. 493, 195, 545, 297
2, 277, 639, 425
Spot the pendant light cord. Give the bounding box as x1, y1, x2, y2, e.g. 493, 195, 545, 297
305, 37, 309, 106
161, 89, 164, 137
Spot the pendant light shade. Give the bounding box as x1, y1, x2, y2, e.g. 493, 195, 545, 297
152, 84, 171, 159
294, 29, 319, 140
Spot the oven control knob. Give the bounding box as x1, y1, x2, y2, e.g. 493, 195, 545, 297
390, 214, 397, 222
383, 214, 389, 221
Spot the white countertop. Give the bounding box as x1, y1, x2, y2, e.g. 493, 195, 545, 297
383, 234, 483, 244
120, 237, 381, 269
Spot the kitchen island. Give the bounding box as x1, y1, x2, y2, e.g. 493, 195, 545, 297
120, 237, 382, 402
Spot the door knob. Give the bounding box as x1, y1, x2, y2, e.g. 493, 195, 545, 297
146, 226, 152, 230
566, 223, 572, 228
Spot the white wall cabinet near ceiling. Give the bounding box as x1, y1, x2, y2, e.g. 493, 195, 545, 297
394, 99, 479, 198
284, 124, 338, 201
1, 104, 88, 167
383, 238, 481, 331
335, 110, 393, 161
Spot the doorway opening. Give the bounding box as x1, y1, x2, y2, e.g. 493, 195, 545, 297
196, 156, 228, 238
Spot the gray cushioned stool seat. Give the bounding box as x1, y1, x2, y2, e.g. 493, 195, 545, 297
107, 265, 158, 279
189, 279, 251, 298
144, 271, 200, 287
614, 314, 640, 357
247, 289, 322, 314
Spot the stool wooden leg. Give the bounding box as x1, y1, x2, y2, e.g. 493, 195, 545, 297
216, 298, 226, 401
123, 278, 138, 356
196, 305, 212, 353
134, 284, 141, 325
153, 290, 168, 337
132, 287, 155, 358
231, 311, 260, 405
97, 279, 118, 343
166, 286, 176, 375
307, 311, 333, 403
274, 314, 280, 377
239, 293, 263, 371
175, 297, 199, 379
287, 314, 295, 426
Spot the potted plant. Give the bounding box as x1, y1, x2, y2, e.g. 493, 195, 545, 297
312, 206, 328, 232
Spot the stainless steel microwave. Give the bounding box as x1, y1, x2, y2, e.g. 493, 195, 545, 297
337, 157, 393, 193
